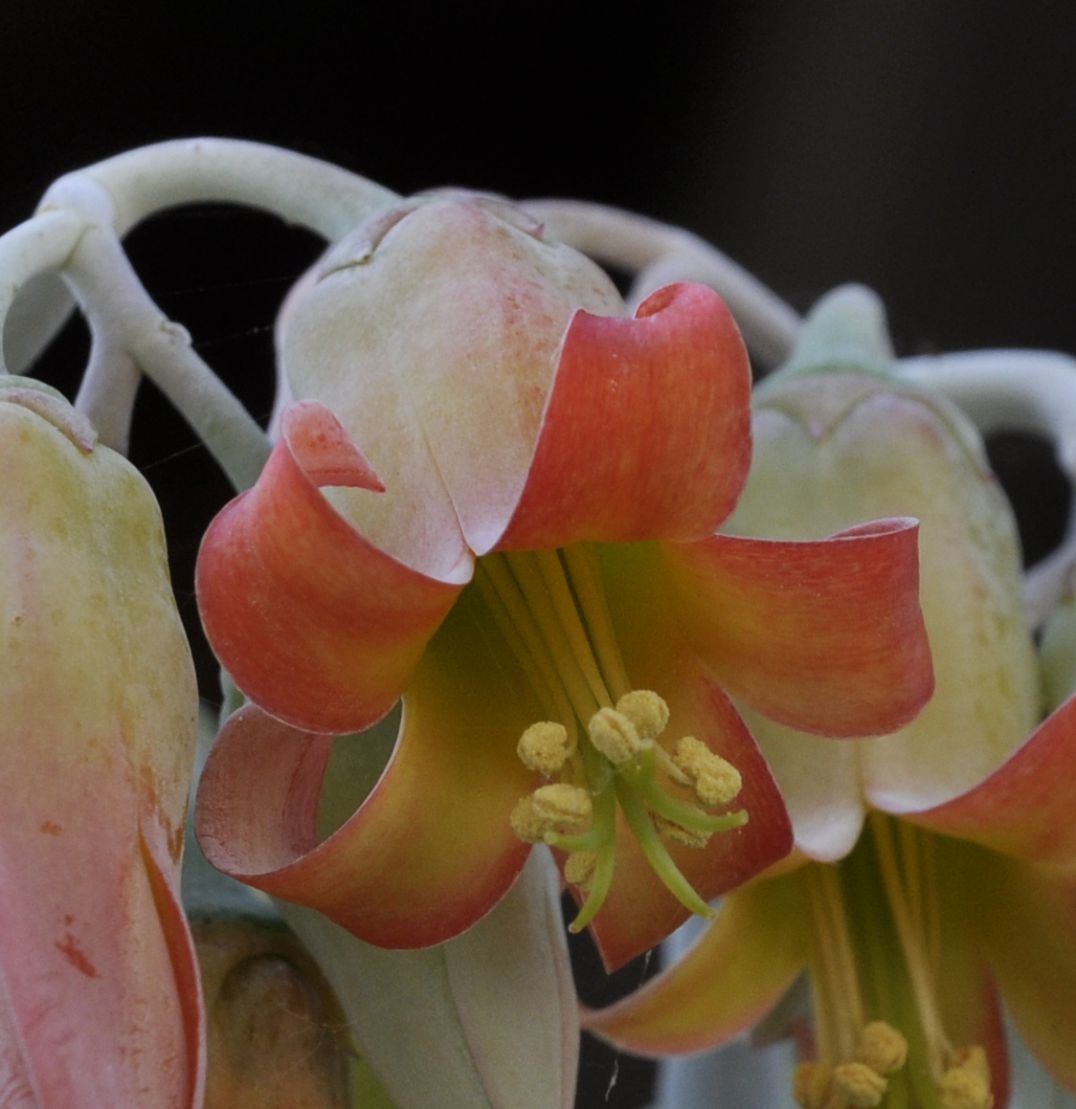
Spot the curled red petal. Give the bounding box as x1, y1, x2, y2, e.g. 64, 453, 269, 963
196, 590, 539, 948
584, 875, 807, 1055
497, 283, 752, 552
911, 695, 1076, 873
662, 519, 934, 737
196, 401, 468, 734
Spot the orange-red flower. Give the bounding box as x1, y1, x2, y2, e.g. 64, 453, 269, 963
194, 200, 931, 969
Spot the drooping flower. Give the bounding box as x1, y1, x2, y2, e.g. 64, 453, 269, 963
587, 288, 1076, 1107
0, 379, 203, 1106
194, 200, 932, 969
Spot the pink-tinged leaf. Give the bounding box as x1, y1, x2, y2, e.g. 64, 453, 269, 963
498, 284, 752, 552
584, 875, 807, 1054
660, 520, 933, 737
911, 696, 1076, 874
196, 402, 469, 735
197, 588, 540, 948
582, 543, 794, 970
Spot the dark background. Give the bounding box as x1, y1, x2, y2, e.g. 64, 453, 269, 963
4, 4, 1074, 1105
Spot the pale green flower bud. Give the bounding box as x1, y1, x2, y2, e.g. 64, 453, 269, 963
725, 287, 1041, 835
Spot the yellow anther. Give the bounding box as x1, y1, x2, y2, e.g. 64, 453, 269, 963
948, 1046, 989, 1084
938, 1068, 993, 1109
588, 707, 647, 765
564, 850, 598, 890
509, 796, 546, 843
793, 1061, 833, 1108
615, 690, 670, 741
939, 1046, 993, 1109
855, 1021, 908, 1075
517, 721, 574, 775
672, 736, 742, 806
531, 783, 592, 830
832, 1061, 888, 1107
510, 784, 591, 844
653, 814, 711, 849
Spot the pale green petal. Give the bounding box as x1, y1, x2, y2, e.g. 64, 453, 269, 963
275, 848, 577, 1109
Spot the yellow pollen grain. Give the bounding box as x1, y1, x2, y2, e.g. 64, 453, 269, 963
672, 736, 743, 806
938, 1068, 993, 1109
564, 850, 597, 890
793, 1061, 833, 1108
939, 1046, 993, 1109
615, 690, 670, 741
517, 721, 574, 775
588, 707, 646, 765
948, 1046, 989, 1084
653, 814, 711, 849
531, 783, 592, 830
509, 796, 546, 843
832, 1061, 888, 1107
855, 1021, 908, 1075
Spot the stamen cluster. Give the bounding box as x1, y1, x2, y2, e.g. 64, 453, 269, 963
794, 1021, 908, 1109
510, 689, 747, 929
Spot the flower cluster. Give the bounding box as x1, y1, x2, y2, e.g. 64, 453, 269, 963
194, 196, 931, 969
2, 139, 1074, 1109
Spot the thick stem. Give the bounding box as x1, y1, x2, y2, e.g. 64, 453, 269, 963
40, 137, 399, 241
0, 211, 85, 373
63, 225, 269, 488
522, 198, 802, 367
73, 340, 140, 455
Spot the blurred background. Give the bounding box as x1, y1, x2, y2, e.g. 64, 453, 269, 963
4, 3, 1074, 1104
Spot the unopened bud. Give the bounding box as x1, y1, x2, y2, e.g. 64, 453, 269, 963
193, 914, 351, 1108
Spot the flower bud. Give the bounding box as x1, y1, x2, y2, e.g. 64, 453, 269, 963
0, 378, 203, 1105
725, 288, 1040, 841
193, 911, 352, 1108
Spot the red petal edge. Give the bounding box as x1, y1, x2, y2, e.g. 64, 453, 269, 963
496, 283, 752, 552
664, 518, 934, 737
196, 402, 466, 734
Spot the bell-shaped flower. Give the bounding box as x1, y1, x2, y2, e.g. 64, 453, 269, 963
0, 379, 203, 1106
587, 288, 1076, 1108
194, 201, 932, 970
